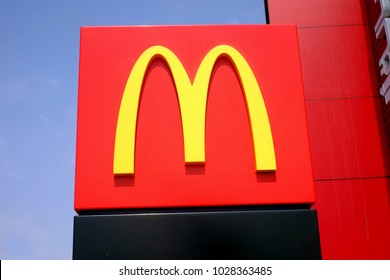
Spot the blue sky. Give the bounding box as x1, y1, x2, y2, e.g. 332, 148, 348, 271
0, 0, 266, 259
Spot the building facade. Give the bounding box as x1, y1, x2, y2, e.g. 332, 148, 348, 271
268, 0, 390, 259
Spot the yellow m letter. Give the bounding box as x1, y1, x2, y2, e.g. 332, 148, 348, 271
114, 45, 276, 175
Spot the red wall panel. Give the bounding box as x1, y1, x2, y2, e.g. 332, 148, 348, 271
298, 25, 378, 99
269, 0, 390, 259
314, 178, 390, 259
363, 0, 390, 155
268, 0, 367, 26
306, 97, 390, 180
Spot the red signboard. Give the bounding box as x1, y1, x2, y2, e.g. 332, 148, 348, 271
74, 25, 314, 212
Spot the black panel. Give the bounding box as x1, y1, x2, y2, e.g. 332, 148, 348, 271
73, 209, 321, 260
264, 0, 270, 24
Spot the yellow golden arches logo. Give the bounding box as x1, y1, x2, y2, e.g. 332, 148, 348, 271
114, 45, 276, 175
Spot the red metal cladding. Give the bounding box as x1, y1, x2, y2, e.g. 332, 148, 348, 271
306, 97, 390, 181
313, 178, 390, 259
297, 25, 378, 99
363, 0, 390, 154
269, 0, 390, 260
268, 0, 367, 26
74, 25, 314, 211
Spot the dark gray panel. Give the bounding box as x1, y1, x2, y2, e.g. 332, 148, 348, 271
73, 209, 321, 260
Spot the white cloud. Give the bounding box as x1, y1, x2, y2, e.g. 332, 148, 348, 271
33, 74, 60, 88
0, 212, 55, 259
38, 114, 52, 124
0, 80, 28, 106
0, 168, 17, 179
0, 136, 7, 148
247, 8, 261, 20
0, 74, 60, 107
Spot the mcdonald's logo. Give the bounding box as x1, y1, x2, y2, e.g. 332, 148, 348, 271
74, 25, 315, 211
114, 45, 276, 175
